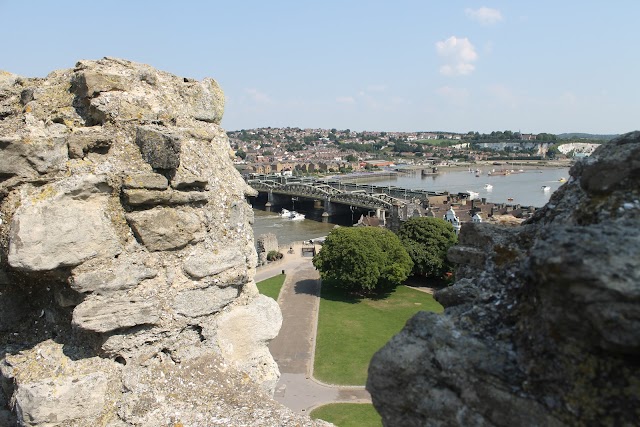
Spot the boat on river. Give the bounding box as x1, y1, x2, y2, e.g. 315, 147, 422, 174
281, 208, 305, 220
289, 211, 305, 221
484, 184, 493, 190
542, 185, 551, 192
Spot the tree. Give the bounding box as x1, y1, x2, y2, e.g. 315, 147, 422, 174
345, 154, 358, 162
235, 149, 246, 160
313, 227, 413, 294
398, 217, 458, 278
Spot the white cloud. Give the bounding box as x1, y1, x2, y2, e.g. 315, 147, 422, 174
465, 7, 503, 25
435, 36, 478, 76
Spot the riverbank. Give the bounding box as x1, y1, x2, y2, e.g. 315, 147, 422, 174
332, 159, 573, 182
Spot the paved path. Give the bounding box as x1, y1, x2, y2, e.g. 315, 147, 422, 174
257, 245, 371, 413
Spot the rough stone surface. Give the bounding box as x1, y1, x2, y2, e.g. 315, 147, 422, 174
7, 174, 122, 271
121, 172, 168, 190
72, 295, 161, 333
70, 252, 158, 294
123, 188, 208, 206
15, 372, 109, 425
368, 131, 640, 426
172, 285, 238, 318
66, 126, 114, 159
135, 125, 182, 172
125, 206, 204, 251
182, 244, 247, 280
0, 58, 308, 426
215, 295, 284, 396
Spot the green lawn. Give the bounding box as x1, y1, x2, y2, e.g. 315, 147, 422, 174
310, 403, 382, 427
314, 285, 443, 385
256, 274, 286, 301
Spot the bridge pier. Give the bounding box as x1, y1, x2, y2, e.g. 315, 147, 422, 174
265, 202, 272, 212
376, 208, 386, 226
267, 192, 289, 210
323, 198, 335, 215
389, 203, 401, 232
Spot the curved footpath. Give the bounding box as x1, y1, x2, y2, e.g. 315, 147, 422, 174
256, 244, 371, 413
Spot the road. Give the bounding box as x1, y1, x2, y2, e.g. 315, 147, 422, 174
257, 243, 371, 413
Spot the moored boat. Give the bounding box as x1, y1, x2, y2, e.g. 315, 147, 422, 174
542, 185, 550, 192
280, 208, 291, 218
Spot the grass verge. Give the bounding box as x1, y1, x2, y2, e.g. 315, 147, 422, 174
256, 274, 286, 301
314, 285, 443, 385
310, 403, 382, 427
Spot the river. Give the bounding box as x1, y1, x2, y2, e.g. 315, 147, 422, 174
251, 166, 570, 246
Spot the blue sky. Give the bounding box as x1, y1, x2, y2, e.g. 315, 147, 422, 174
2, 1, 638, 134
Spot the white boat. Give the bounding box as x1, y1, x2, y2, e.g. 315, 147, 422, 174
280, 208, 291, 218
542, 185, 551, 192
466, 190, 480, 200
289, 211, 305, 221
484, 184, 493, 190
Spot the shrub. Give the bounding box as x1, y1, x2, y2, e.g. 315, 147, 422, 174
266, 250, 283, 261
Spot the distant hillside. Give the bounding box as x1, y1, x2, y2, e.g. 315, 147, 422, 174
557, 133, 619, 141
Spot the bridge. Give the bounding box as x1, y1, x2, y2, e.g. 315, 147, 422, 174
245, 174, 455, 226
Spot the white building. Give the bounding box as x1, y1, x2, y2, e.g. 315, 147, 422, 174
443, 207, 461, 235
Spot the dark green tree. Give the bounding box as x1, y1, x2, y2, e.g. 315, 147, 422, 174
235, 149, 247, 160
313, 227, 413, 294
398, 217, 458, 278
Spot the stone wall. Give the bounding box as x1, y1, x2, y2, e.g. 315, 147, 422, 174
368, 132, 640, 426
0, 58, 328, 426
256, 233, 279, 265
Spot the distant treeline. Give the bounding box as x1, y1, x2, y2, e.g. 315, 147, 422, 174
557, 133, 619, 141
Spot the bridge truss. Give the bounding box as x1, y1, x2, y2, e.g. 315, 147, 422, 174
246, 179, 406, 210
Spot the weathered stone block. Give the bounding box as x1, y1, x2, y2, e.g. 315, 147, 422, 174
180, 78, 224, 124
71, 254, 158, 295
172, 286, 238, 318
8, 177, 121, 271
183, 245, 245, 279
123, 188, 208, 206
0, 133, 68, 177
215, 295, 282, 394
122, 173, 168, 190
125, 206, 203, 251
14, 372, 108, 426
135, 126, 181, 171
66, 126, 113, 158
73, 71, 128, 98
72, 295, 160, 333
